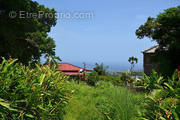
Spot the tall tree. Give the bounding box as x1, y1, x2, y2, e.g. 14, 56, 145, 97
128, 56, 138, 72
136, 6, 180, 76
0, 0, 57, 65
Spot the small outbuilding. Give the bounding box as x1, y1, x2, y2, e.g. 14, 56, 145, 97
142, 45, 160, 75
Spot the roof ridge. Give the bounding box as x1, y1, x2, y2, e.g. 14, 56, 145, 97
142, 45, 159, 53
58, 63, 92, 71
58, 62, 83, 69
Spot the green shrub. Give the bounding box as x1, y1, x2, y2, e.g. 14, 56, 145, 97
86, 72, 99, 86
138, 70, 180, 120
134, 80, 144, 86
99, 76, 123, 86
0, 58, 70, 120
143, 70, 164, 92
121, 72, 134, 83
120, 72, 135, 88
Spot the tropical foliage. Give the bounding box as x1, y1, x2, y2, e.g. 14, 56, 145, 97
142, 70, 164, 92
136, 70, 180, 120
0, 58, 70, 120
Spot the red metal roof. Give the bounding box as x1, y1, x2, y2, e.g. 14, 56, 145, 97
58, 63, 92, 72
62, 72, 83, 76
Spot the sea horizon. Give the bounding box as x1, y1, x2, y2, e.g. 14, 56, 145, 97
69, 62, 143, 71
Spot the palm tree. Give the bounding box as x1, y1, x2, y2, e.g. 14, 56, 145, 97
128, 56, 138, 72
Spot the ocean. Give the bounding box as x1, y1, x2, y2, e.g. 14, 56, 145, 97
73, 62, 143, 71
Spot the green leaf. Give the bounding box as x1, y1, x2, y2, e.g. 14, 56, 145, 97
137, 118, 149, 120
35, 64, 41, 71
1, 59, 18, 73
15, 100, 27, 103
0, 57, 6, 71
37, 105, 48, 111
0, 98, 18, 112
172, 110, 179, 120
164, 83, 174, 92
159, 116, 167, 120
25, 113, 34, 118
39, 74, 46, 85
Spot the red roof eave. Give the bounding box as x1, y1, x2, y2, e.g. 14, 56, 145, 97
62, 72, 83, 76
58, 63, 93, 72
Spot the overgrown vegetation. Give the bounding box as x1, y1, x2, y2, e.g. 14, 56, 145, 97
0, 58, 180, 120
64, 81, 143, 120
135, 70, 180, 120
0, 58, 70, 120
0, 58, 142, 120
0, 0, 179, 119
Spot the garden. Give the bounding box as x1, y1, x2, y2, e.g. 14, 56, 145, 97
0, 1, 180, 119
0, 58, 179, 120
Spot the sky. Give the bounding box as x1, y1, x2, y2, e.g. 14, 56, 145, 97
35, 0, 179, 71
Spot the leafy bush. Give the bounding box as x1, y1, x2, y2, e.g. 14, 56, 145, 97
138, 70, 180, 120
93, 63, 108, 75
121, 72, 134, 83
87, 73, 124, 87
86, 72, 99, 86
120, 72, 135, 88
99, 72, 135, 87
99, 76, 123, 86
142, 70, 164, 92
0, 58, 70, 120
134, 80, 144, 86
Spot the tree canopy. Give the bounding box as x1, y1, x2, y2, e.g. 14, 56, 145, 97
0, 0, 57, 65
136, 6, 180, 76
93, 63, 108, 75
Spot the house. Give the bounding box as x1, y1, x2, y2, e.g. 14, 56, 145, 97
142, 45, 160, 75
57, 63, 92, 77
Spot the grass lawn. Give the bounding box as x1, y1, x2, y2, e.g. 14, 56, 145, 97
64, 81, 143, 120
